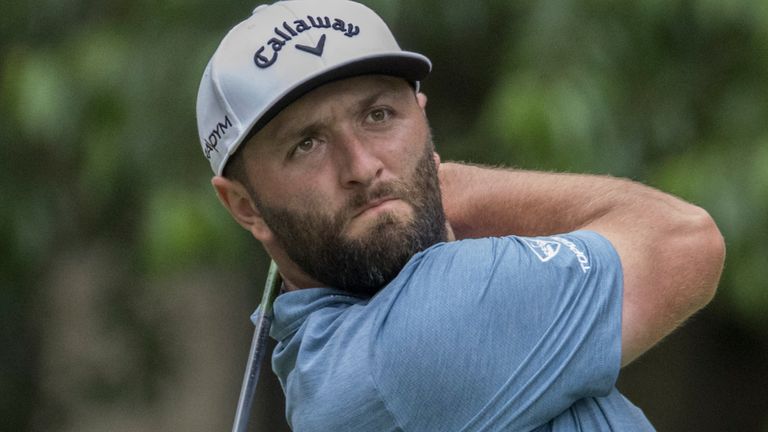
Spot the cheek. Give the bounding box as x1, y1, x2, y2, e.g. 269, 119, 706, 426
258, 171, 344, 215
398, 126, 431, 173
377, 121, 430, 170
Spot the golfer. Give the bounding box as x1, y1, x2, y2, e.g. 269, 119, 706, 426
196, 1, 725, 430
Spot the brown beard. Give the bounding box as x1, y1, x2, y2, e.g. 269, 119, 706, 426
254, 141, 447, 297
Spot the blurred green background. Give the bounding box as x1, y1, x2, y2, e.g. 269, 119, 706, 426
2, 0, 767, 430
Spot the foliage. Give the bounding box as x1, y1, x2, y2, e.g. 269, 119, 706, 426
1, 0, 766, 430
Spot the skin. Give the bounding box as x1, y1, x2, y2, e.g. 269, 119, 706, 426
439, 164, 725, 365
213, 73, 725, 366
212, 75, 450, 292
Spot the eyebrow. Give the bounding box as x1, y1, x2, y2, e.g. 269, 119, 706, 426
353, 89, 393, 115
271, 88, 397, 145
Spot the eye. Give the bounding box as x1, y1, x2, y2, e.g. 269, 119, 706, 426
289, 137, 318, 158
367, 107, 392, 123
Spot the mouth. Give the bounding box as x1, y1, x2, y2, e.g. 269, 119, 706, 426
353, 197, 399, 218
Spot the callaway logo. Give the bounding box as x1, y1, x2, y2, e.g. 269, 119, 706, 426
254, 16, 361, 68
522, 236, 592, 273
203, 115, 232, 159
523, 238, 562, 262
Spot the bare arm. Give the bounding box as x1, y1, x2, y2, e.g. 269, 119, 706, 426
439, 162, 725, 365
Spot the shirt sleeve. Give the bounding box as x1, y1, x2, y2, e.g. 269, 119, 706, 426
370, 231, 624, 431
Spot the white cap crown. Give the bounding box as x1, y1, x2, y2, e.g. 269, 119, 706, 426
196, 0, 431, 175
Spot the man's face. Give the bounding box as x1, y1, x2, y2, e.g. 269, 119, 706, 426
240, 75, 447, 296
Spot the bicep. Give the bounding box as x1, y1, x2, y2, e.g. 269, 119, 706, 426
587, 208, 724, 365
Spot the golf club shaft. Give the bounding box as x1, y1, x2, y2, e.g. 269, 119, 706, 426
232, 261, 282, 432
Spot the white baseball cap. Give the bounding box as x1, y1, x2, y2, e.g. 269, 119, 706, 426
196, 0, 432, 175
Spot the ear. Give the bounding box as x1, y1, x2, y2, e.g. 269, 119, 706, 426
432, 151, 441, 169
416, 92, 428, 110
211, 176, 274, 242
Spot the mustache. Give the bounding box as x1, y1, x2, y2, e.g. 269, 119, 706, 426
344, 180, 414, 217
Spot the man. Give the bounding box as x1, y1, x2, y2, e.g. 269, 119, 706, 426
196, 1, 725, 430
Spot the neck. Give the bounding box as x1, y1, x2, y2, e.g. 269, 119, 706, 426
269, 221, 456, 292
263, 242, 323, 292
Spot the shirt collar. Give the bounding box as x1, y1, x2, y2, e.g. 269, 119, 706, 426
266, 287, 368, 340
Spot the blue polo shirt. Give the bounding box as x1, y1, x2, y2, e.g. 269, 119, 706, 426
268, 231, 654, 431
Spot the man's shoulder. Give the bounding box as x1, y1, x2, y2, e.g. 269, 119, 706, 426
403, 230, 617, 280
273, 290, 402, 430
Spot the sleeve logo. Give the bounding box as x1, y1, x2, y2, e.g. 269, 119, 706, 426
522, 236, 592, 273
522, 238, 562, 262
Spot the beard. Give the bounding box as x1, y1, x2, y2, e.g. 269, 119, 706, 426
255, 141, 447, 297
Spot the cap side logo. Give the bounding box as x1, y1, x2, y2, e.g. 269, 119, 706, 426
254, 16, 361, 68
203, 115, 232, 159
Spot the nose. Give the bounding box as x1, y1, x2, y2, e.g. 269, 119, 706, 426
336, 130, 384, 188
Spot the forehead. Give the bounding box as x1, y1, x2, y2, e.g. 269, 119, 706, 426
250, 75, 414, 142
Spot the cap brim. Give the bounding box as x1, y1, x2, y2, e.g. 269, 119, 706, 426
239, 51, 431, 151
